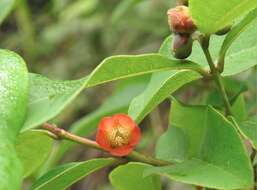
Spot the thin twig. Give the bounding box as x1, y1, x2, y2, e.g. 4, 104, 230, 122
42, 123, 172, 166
200, 39, 233, 116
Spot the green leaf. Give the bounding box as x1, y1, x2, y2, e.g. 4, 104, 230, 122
110, 162, 161, 190
155, 126, 189, 163
0, 49, 29, 190
22, 74, 85, 130
128, 70, 201, 123
146, 100, 253, 189
16, 130, 53, 178
219, 8, 257, 60
46, 76, 149, 167
230, 95, 257, 150
189, 0, 257, 34
128, 41, 202, 123
222, 44, 257, 76
0, 0, 16, 24
29, 158, 116, 190
23, 54, 202, 130
159, 35, 173, 59
231, 94, 247, 122
233, 117, 257, 150
0, 49, 28, 135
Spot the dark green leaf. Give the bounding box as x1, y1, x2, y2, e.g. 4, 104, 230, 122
110, 162, 161, 190
29, 158, 116, 190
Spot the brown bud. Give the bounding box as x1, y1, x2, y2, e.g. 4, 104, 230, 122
172, 33, 193, 59
167, 6, 196, 34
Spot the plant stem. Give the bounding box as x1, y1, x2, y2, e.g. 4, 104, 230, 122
201, 43, 233, 116
128, 151, 171, 166
42, 123, 172, 167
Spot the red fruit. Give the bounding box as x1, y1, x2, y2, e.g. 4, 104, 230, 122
167, 5, 196, 34
96, 114, 141, 157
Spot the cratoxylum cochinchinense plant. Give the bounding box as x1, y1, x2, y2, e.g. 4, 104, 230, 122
0, 0, 257, 189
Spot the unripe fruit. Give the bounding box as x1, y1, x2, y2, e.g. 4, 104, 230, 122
172, 33, 193, 59
167, 6, 196, 34
96, 114, 141, 157
215, 25, 232, 35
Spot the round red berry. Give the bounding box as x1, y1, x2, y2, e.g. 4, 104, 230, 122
96, 114, 141, 157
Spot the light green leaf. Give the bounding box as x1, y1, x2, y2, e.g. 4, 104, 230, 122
16, 130, 53, 178
0, 0, 16, 24
29, 158, 116, 190
22, 74, 85, 130
128, 70, 201, 123
23, 54, 202, 130
0, 49, 29, 190
189, 0, 256, 34
128, 37, 202, 123
146, 100, 253, 189
0, 49, 28, 135
110, 162, 161, 190
223, 45, 257, 76
219, 8, 257, 60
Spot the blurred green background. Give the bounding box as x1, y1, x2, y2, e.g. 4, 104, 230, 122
1, 0, 256, 189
